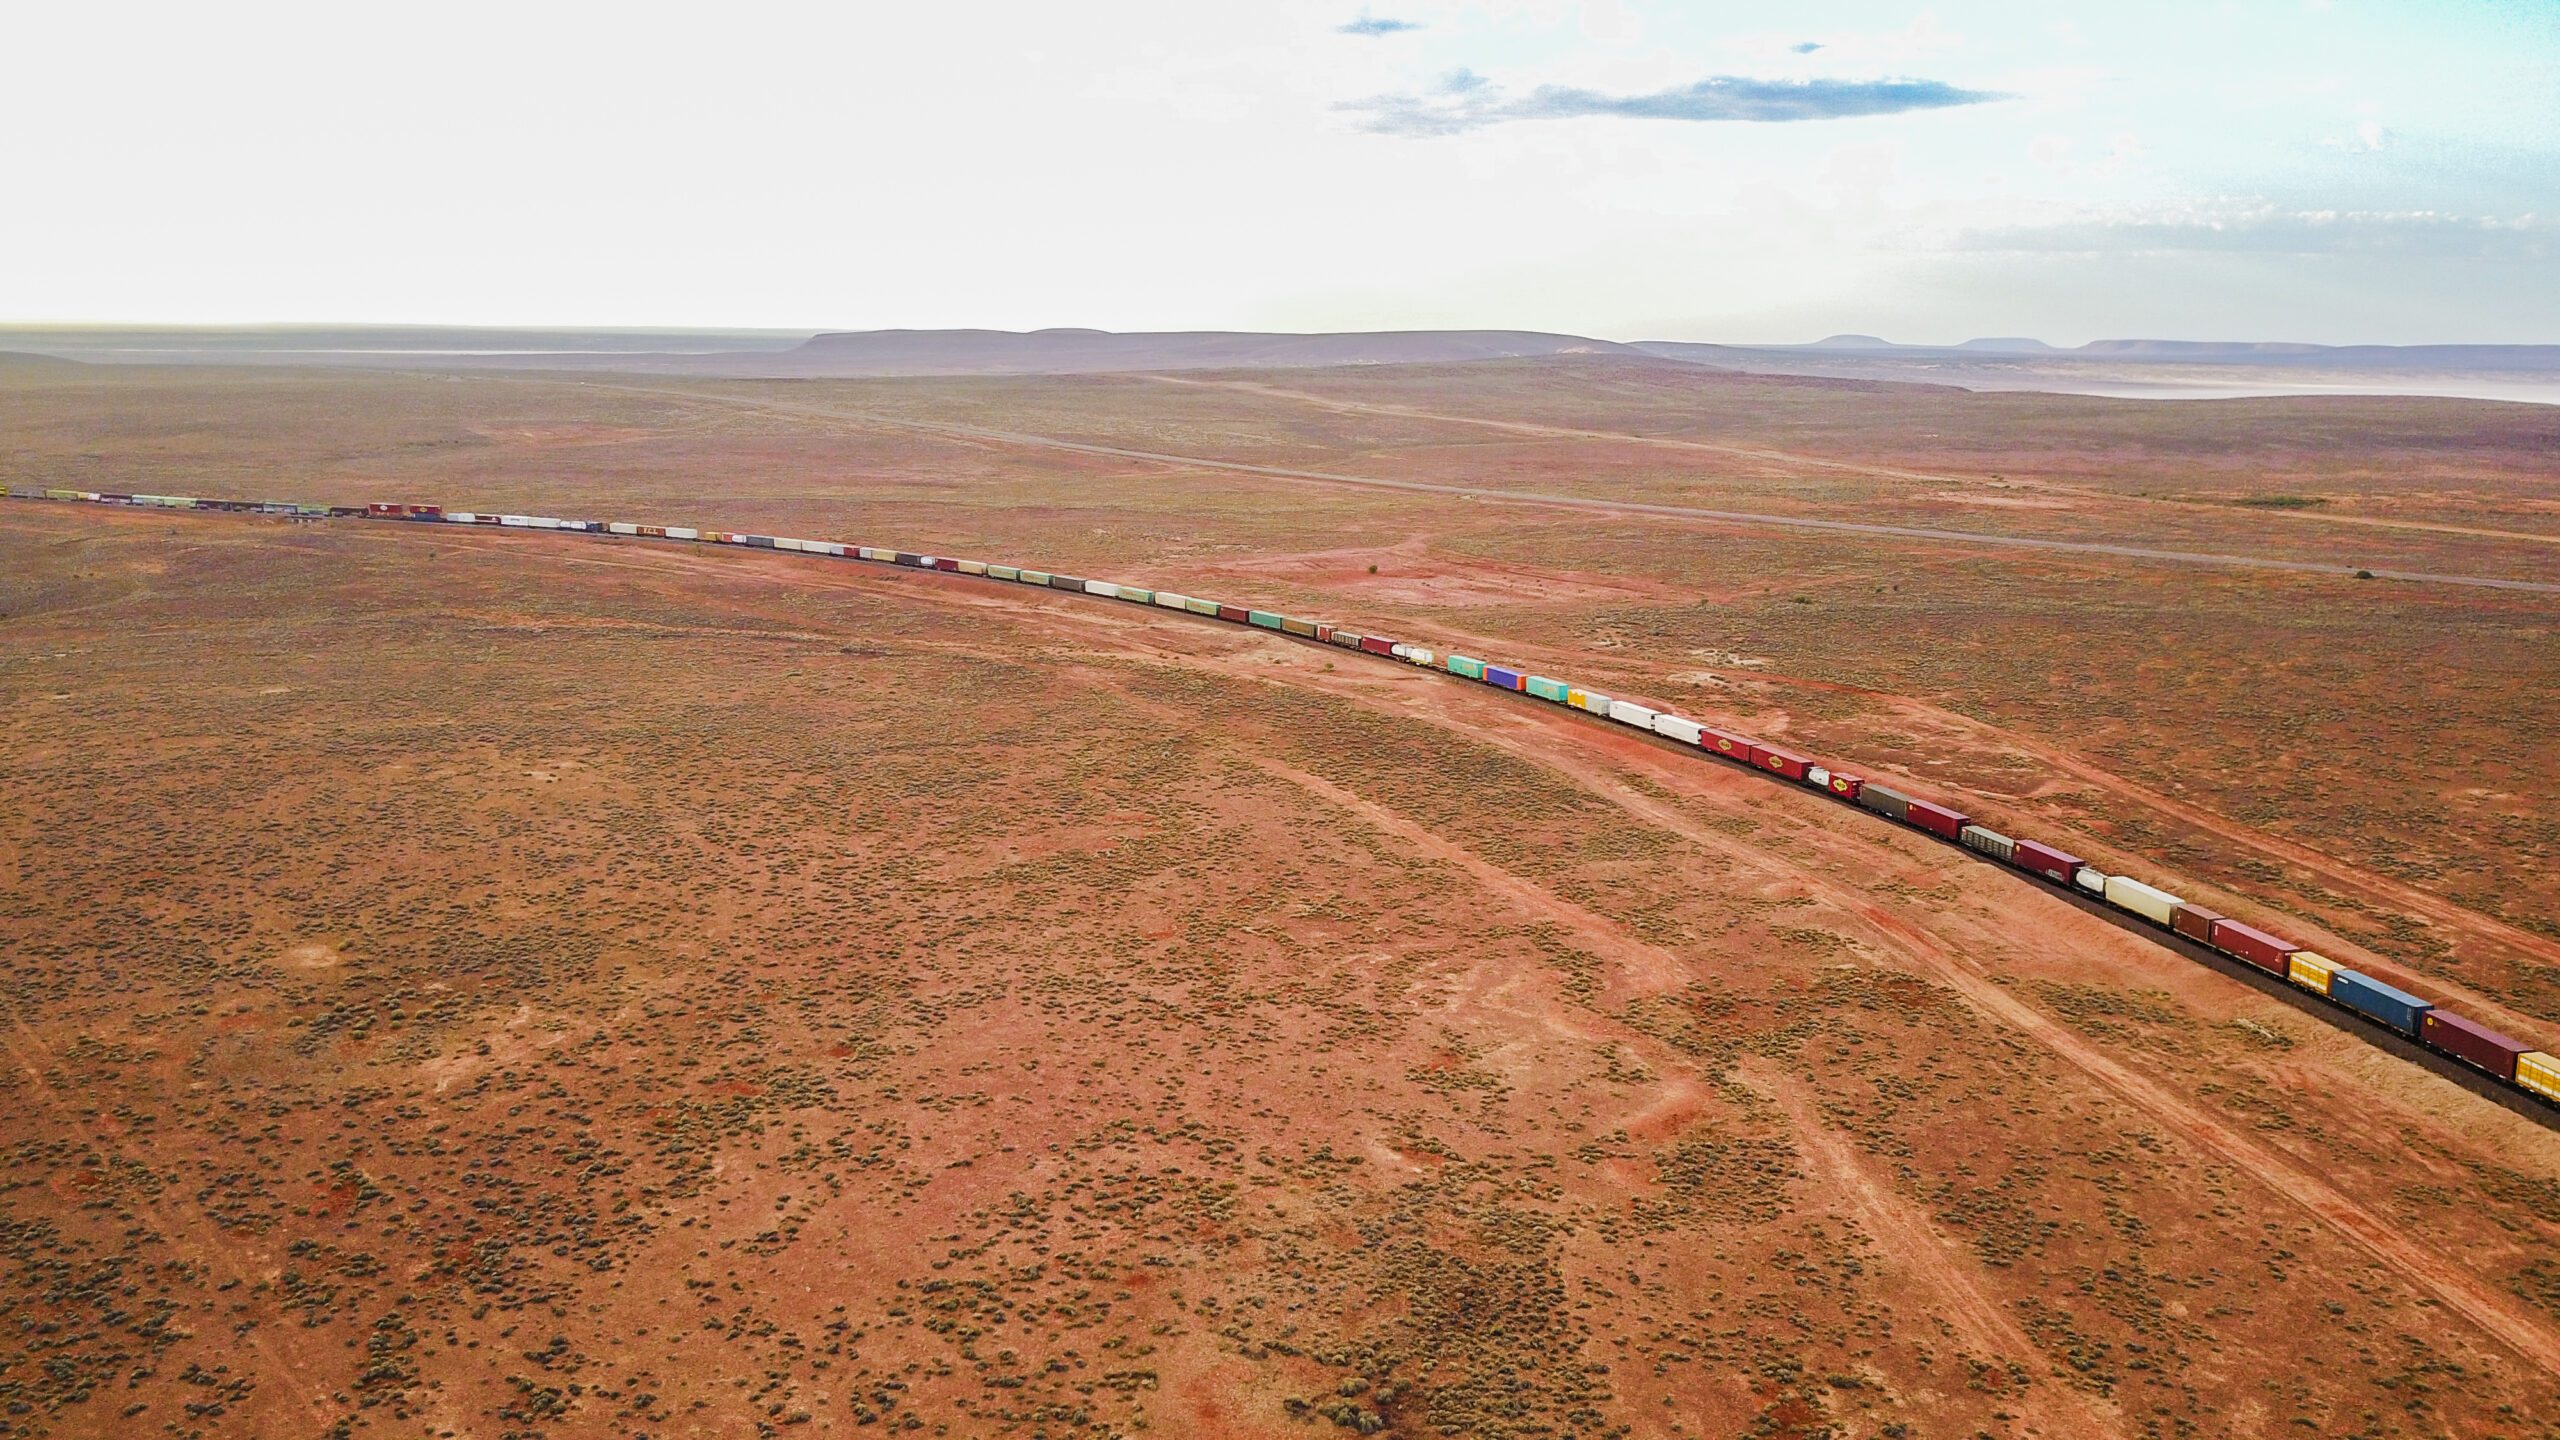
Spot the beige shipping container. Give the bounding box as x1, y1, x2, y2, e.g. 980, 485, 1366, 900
2104, 875, 2184, 927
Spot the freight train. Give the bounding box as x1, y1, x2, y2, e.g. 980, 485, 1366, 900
13, 485, 2559, 1113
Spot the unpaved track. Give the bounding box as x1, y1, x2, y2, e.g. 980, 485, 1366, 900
578, 382, 2560, 595
0, 1016, 339, 1429
1747, 1062, 2126, 1439
344, 516, 2560, 1379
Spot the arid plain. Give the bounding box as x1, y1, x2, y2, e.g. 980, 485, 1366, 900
4, 356, 2560, 1440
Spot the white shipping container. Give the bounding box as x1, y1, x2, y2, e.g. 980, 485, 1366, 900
1084, 579, 1119, 598
446, 512, 479, 524
607, 522, 640, 536
1403, 648, 1435, 666
665, 526, 700, 540
1652, 715, 1704, 745
2075, 867, 2107, 897
775, 538, 805, 552
1572, 691, 1611, 713
1608, 700, 1658, 729
499, 514, 532, 527
532, 517, 564, 530
2105, 874, 2184, 925
1153, 591, 1189, 610
1807, 766, 1831, 788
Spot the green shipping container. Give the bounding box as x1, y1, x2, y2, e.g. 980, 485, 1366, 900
1183, 597, 1220, 617
1118, 587, 1154, 604
1248, 610, 1284, 630
1446, 655, 1487, 680
1280, 616, 1318, 637
988, 565, 1020, 581
1018, 570, 1051, 585
1525, 676, 1569, 703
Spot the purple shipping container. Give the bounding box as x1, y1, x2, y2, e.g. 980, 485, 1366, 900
2013, 840, 2082, 885
1483, 666, 1526, 690
2421, 1011, 2527, 1081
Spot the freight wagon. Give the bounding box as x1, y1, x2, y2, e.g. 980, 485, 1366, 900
45, 487, 2557, 1121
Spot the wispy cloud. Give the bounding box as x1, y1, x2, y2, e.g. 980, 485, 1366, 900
1791, 42, 1824, 54
1954, 204, 2556, 260
1338, 16, 1421, 36
1345, 74, 2007, 136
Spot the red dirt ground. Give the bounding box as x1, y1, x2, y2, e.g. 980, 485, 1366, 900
3, 360, 2559, 1440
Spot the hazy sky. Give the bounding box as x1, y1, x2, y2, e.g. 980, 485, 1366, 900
5, 1, 2553, 342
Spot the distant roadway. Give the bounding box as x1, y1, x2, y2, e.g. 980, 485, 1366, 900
588, 382, 2560, 597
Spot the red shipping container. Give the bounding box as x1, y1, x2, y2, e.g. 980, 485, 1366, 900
1905, 799, 1968, 840
1216, 605, 1250, 623
2171, 905, 2225, 944
1706, 731, 1758, 764
2013, 839, 2081, 884
2421, 1010, 2527, 1081
1757, 746, 1811, 780
2209, 919, 2298, 974
934, 557, 961, 571
1316, 625, 1333, 642
1825, 772, 1863, 801
1359, 636, 1394, 656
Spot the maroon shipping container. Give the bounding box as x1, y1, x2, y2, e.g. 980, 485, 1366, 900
1359, 636, 1394, 657
1216, 604, 1250, 623
2013, 839, 2082, 885
1705, 731, 1758, 765
1824, 772, 1863, 802
2171, 905, 2225, 945
1757, 746, 1812, 781
1905, 799, 1969, 840
2421, 1011, 2527, 1081
2210, 919, 2298, 975
934, 557, 961, 571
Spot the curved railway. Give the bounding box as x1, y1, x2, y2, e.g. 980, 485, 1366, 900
15, 483, 2560, 1129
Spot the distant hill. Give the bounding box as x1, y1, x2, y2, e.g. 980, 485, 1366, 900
773, 328, 1648, 376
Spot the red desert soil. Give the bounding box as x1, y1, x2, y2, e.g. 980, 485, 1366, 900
3, 359, 2559, 1440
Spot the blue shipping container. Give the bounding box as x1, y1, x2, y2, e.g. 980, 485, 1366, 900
2330, 969, 2431, 1036
1484, 665, 1524, 690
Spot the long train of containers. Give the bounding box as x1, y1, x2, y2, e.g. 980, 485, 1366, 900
14, 486, 2559, 1113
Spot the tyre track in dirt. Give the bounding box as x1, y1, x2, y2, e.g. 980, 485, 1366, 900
1743, 1059, 2126, 1440
0, 1016, 341, 1430
334, 514, 2560, 1377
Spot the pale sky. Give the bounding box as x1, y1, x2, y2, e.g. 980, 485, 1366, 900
4, 1, 2553, 343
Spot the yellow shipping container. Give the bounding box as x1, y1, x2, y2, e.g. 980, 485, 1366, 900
2518, 1052, 2560, 1104
2287, 951, 2337, 995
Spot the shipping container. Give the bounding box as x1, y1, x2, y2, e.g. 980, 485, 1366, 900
1960, 826, 2017, 863
1607, 700, 1657, 728
1757, 746, 1813, 781
2171, 904, 2225, 945
665, 526, 700, 541
1484, 665, 1524, 689
2073, 866, 2107, 897
744, 533, 779, 548
1806, 765, 1830, 788
988, 564, 1020, 580
1020, 570, 1053, 585
1247, 610, 1284, 630
1655, 716, 1705, 745
1217, 604, 1250, 623
1707, 732, 1757, 764
959, 560, 989, 576
1283, 617, 1320, 638
1402, 647, 1436, 666
2423, 1011, 2527, 1081
2329, 970, 2431, 1036
2518, 1052, 2560, 1104
780, 538, 812, 551
1152, 591, 1187, 610
1571, 689, 1611, 714
2211, 919, 2298, 975
1906, 799, 1968, 840
1858, 784, 1913, 823
1050, 574, 1087, 591
1359, 636, 1394, 656
1085, 580, 1120, 598
1327, 630, 1363, 650
1525, 676, 1570, 703
1446, 655, 1487, 680
934, 557, 962, 571
45, 489, 80, 501
2104, 875, 2184, 927
499, 514, 532, 527
607, 522, 640, 536
2288, 951, 2337, 995
1830, 773, 1866, 802
368, 502, 402, 516
2013, 840, 2082, 885
1174, 596, 1215, 616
